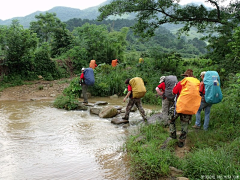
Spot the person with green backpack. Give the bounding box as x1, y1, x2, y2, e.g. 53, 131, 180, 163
193, 71, 222, 130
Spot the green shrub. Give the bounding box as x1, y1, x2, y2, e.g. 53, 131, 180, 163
53, 95, 79, 110
63, 77, 82, 98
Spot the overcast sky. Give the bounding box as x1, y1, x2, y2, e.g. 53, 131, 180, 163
0, 0, 230, 21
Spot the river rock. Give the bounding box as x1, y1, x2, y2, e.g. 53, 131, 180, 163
77, 104, 88, 110
90, 107, 102, 115
111, 117, 129, 124
94, 101, 108, 106
114, 106, 123, 110
99, 106, 118, 118
110, 94, 118, 99
147, 113, 165, 124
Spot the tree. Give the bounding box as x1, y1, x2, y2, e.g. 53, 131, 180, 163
1, 20, 38, 77
30, 12, 74, 57
72, 23, 128, 63
98, 0, 239, 38
30, 12, 65, 43
98, 0, 240, 74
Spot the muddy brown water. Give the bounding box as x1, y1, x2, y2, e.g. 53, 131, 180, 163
0, 97, 159, 180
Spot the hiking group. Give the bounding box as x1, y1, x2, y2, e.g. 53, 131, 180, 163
123, 69, 222, 148
79, 61, 222, 148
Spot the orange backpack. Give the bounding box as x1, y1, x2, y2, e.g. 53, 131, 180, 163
89, 60, 96, 69
111, 59, 118, 67
176, 77, 201, 115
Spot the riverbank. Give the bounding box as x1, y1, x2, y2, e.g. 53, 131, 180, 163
0, 78, 73, 101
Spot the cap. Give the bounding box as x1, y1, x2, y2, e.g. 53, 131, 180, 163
159, 76, 165, 83
81, 68, 85, 71
181, 69, 193, 77
200, 71, 206, 77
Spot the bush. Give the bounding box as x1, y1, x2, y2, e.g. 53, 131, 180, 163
53, 95, 79, 110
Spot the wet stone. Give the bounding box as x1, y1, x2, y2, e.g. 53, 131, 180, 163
111, 118, 129, 124
90, 107, 102, 115
99, 106, 118, 118
94, 101, 108, 106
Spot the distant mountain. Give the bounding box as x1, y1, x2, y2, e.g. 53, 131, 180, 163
0, 0, 111, 28
0, 0, 204, 40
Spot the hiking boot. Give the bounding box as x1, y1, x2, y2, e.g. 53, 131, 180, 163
192, 125, 200, 129
178, 141, 184, 148
170, 132, 177, 139
122, 117, 129, 120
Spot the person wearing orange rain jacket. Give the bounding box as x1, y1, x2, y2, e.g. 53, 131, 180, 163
169, 69, 197, 148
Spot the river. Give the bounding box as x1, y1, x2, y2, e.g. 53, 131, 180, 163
0, 97, 159, 180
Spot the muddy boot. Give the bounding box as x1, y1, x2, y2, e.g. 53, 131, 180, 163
178, 141, 185, 148
170, 131, 177, 139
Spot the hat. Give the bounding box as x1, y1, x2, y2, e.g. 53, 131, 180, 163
81, 68, 85, 71
159, 76, 165, 83
200, 71, 206, 77
181, 69, 193, 77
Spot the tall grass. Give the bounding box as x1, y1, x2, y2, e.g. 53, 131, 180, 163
125, 124, 183, 179
183, 146, 239, 179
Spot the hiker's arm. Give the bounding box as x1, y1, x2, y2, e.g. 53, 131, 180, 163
123, 91, 131, 102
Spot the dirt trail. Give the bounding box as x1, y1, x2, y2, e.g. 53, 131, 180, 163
0, 78, 73, 101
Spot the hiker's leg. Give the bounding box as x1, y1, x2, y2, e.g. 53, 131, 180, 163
82, 84, 88, 103
135, 98, 147, 121
169, 113, 179, 139
195, 102, 204, 127
162, 98, 169, 125
123, 98, 134, 120
203, 104, 212, 130
179, 114, 192, 145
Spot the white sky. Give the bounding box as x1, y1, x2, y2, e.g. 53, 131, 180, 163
0, 0, 231, 21
0, 0, 106, 20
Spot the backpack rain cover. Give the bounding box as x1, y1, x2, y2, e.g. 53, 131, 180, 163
203, 71, 223, 104
84, 68, 95, 86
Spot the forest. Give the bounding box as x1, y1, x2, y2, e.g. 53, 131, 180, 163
0, 0, 239, 179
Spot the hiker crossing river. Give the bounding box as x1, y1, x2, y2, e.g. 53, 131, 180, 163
0, 97, 158, 180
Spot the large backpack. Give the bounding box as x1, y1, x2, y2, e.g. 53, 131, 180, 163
176, 77, 201, 115
164, 75, 178, 101
83, 68, 95, 86
89, 60, 96, 69
129, 77, 146, 98
203, 71, 223, 104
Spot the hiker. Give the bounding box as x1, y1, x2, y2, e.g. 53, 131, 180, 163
169, 69, 200, 148
122, 78, 147, 122
89, 60, 97, 69
139, 58, 144, 63
80, 68, 88, 104
111, 59, 118, 67
156, 76, 171, 126
193, 71, 212, 130
156, 75, 178, 126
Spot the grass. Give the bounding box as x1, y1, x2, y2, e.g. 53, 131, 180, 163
124, 75, 240, 179
125, 123, 183, 179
